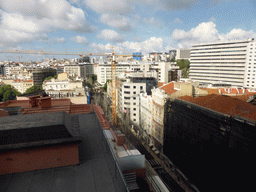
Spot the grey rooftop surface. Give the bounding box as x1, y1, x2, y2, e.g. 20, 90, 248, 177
0, 113, 127, 192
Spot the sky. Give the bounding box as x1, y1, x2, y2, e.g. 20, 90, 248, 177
0, 0, 256, 62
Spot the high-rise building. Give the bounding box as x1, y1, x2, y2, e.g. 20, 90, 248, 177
189, 38, 256, 88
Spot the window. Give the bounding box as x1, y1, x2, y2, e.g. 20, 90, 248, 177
133, 114, 136, 116
124, 91, 130, 94
140, 86, 143, 90
133, 103, 136, 105
133, 119, 136, 121
124, 86, 130, 88
133, 86, 136, 88
133, 97, 136, 100
133, 108, 136, 110
133, 91, 136, 94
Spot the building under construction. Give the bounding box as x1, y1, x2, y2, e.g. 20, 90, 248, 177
164, 95, 256, 192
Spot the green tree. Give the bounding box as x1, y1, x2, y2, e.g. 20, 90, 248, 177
176, 59, 190, 78
44, 76, 53, 81
103, 80, 111, 91
91, 75, 97, 84
0, 85, 21, 102
24, 86, 40, 94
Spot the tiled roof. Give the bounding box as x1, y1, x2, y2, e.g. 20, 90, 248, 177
24, 79, 33, 82
159, 82, 177, 95
158, 82, 166, 87
179, 94, 256, 121
200, 88, 219, 94
13, 79, 24, 83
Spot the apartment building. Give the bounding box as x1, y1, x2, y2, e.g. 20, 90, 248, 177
140, 93, 153, 138
189, 38, 256, 88
11, 79, 24, 93
142, 82, 208, 155
116, 72, 158, 125
97, 62, 130, 85
64, 63, 93, 79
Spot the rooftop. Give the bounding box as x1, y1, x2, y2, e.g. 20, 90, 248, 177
0, 112, 128, 192
159, 82, 178, 95
179, 94, 256, 121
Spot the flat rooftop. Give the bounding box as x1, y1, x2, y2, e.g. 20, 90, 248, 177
0, 113, 127, 192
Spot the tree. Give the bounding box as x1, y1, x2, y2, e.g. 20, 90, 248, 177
103, 80, 111, 91
91, 75, 97, 84
176, 59, 190, 78
24, 86, 40, 94
0, 84, 21, 102
44, 76, 53, 81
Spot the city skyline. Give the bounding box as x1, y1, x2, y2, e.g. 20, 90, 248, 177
0, 0, 256, 61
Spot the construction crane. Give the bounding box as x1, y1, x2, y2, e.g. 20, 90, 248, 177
0, 48, 143, 127
110, 46, 117, 127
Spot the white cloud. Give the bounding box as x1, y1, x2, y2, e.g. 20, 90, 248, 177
100, 14, 133, 31
97, 30, 124, 43
84, 0, 133, 15
173, 18, 183, 23
70, 35, 88, 44
143, 17, 163, 28
171, 21, 256, 48
0, 0, 92, 45
220, 29, 256, 41
90, 37, 165, 54
117, 37, 164, 53
91, 43, 113, 51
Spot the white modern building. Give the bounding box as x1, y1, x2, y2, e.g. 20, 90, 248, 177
150, 62, 180, 82
116, 72, 158, 125
97, 62, 130, 85
176, 49, 191, 60
189, 38, 256, 89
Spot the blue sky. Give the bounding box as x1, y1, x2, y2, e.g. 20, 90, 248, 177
0, 0, 255, 61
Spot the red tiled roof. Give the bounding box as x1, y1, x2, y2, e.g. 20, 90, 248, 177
179, 94, 256, 121
231, 93, 256, 102
13, 79, 24, 83
158, 82, 166, 87
24, 79, 33, 82
200, 88, 219, 94
159, 82, 177, 95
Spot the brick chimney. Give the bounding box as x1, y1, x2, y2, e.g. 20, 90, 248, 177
28, 95, 41, 107
36, 97, 52, 109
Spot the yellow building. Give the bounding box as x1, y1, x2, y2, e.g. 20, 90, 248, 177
23, 79, 34, 93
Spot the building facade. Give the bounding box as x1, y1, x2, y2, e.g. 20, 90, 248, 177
97, 62, 130, 85
189, 38, 256, 88
32, 68, 56, 88
64, 63, 93, 79
176, 48, 191, 60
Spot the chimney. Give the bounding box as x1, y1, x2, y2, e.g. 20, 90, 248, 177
28, 95, 41, 107
36, 97, 52, 109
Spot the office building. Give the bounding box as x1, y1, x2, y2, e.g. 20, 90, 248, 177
189, 38, 256, 88
32, 68, 56, 88
176, 49, 190, 60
